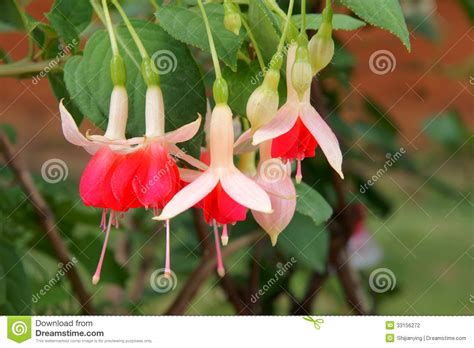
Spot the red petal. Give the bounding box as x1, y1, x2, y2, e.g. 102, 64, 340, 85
79, 147, 118, 208
111, 149, 145, 210
132, 142, 180, 209
201, 182, 247, 225
271, 117, 317, 162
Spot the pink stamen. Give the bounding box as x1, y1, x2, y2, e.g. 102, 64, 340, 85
100, 209, 107, 231
164, 219, 171, 277
213, 220, 225, 277
221, 224, 229, 246
296, 158, 302, 184
92, 213, 113, 285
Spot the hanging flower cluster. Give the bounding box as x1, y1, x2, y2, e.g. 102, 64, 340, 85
59, 0, 342, 283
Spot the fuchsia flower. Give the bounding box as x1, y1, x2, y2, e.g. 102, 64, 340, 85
155, 103, 272, 276
60, 84, 203, 282
251, 142, 296, 246
252, 44, 344, 181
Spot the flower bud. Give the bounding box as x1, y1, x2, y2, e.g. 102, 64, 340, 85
224, 1, 241, 36
308, 7, 334, 75
291, 35, 312, 100
246, 69, 280, 131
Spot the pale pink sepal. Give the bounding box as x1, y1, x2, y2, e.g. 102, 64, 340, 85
300, 104, 344, 178
59, 101, 101, 155
220, 167, 272, 214
234, 129, 258, 154
164, 115, 202, 144
178, 168, 202, 183
252, 159, 296, 246
252, 102, 299, 146
155, 171, 219, 221
167, 143, 208, 171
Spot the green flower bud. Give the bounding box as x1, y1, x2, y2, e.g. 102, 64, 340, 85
213, 78, 229, 105
224, 1, 241, 36
141, 57, 160, 86
246, 69, 280, 131
110, 54, 126, 86
308, 7, 334, 75
291, 34, 312, 100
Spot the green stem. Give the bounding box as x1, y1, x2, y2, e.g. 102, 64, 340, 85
264, 0, 286, 20
102, 0, 119, 56
197, 0, 222, 78
112, 0, 149, 59
276, 0, 295, 54
0, 58, 66, 77
237, 51, 251, 64
326, 0, 331, 8
301, 0, 306, 32
90, 0, 106, 23
240, 16, 265, 71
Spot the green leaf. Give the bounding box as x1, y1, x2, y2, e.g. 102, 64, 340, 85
223, 60, 261, 117
295, 182, 333, 225
63, 20, 206, 155
48, 72, 83, 124
156, 4, 245, 71
276, 183, 332, 272
277, 213, 329, 272
0, 123, 17, 143
339, 0, 411, 51
423, 111, 471, 150
293, 14, 366, 31
0, 0, 24, 32
46, 0, 92, 45
0, 240, 32, 314
248, 0, 281, 64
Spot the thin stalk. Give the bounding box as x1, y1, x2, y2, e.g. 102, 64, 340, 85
276, 0, 295, 54
197, 0, 222, 78
301, 0, 307, 32
90, 0, 106, 23
264, 0, 286, 21
102, 0, 119, 56
240, 16, 265, 71
112, 0, 149, 59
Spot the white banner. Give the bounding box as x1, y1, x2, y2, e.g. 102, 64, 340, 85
0, 316, 472, 347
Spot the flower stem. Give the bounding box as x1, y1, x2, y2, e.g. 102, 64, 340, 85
276, 0, 295, 54
197, 0, 222, 79
240, 16, 265, 71
112, 0, 149, 59
301, 0, 307, 32
102, 0, 119, 57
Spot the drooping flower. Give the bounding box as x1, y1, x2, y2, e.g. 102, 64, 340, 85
59, 84, 140, 284
251, 142, 296, 246
252, 43, 344, 181
110, 84, 203, 277
154, 101, 272, 276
